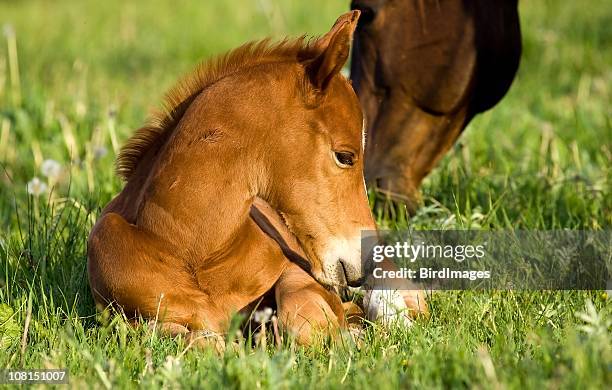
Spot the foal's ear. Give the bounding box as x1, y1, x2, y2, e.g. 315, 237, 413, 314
307, 10, 360, 91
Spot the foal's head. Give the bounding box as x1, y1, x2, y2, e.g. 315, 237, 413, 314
116, 11, 374, 289
264, 11, 375, 288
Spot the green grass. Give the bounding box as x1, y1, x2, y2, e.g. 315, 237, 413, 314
0, 0, 611, 388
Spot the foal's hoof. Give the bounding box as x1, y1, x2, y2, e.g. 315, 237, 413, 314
186, 330, 226, 353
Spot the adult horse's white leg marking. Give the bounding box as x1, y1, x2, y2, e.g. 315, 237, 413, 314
363, 289, 412, 327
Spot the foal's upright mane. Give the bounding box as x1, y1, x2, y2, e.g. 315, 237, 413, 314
116, 37, 319, 180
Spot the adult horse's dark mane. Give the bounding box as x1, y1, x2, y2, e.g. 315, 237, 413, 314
116, 37, 319, 180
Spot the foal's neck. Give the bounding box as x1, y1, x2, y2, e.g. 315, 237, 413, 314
133, 74, 283, 263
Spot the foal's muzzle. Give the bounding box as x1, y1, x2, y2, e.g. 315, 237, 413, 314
339, 259, 366, 287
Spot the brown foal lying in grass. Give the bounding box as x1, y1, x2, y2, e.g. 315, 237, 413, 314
88, 11, 426, 348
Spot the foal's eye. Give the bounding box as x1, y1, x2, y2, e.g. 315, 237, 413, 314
333, 151, 356, 169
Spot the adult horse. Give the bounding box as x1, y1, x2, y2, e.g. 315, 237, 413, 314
88, 11, 376, 345
350, 0, 522, 211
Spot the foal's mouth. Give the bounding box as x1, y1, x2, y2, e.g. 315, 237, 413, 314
338, 260, 350, 286
339, 259, 366, 288
254, 205, 361, 289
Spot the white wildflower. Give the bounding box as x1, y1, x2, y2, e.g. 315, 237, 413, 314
253, 307, 273, 324
41, 159, 61, 180
27, 177, 47, 196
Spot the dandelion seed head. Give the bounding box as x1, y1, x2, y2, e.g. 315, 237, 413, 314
41, 159, 62, 180
253, 307, 273, 323
27, 177, 47, 196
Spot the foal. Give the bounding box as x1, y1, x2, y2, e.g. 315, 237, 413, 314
88, 11, 378, 344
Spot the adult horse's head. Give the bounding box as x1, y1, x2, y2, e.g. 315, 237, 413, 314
350, 0, 521, 211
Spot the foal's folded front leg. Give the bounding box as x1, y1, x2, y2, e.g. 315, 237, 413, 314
275, 263, 346, 345
250, 200, 348, 344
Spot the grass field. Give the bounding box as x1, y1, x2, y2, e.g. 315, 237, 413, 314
1, 0, 611, 388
